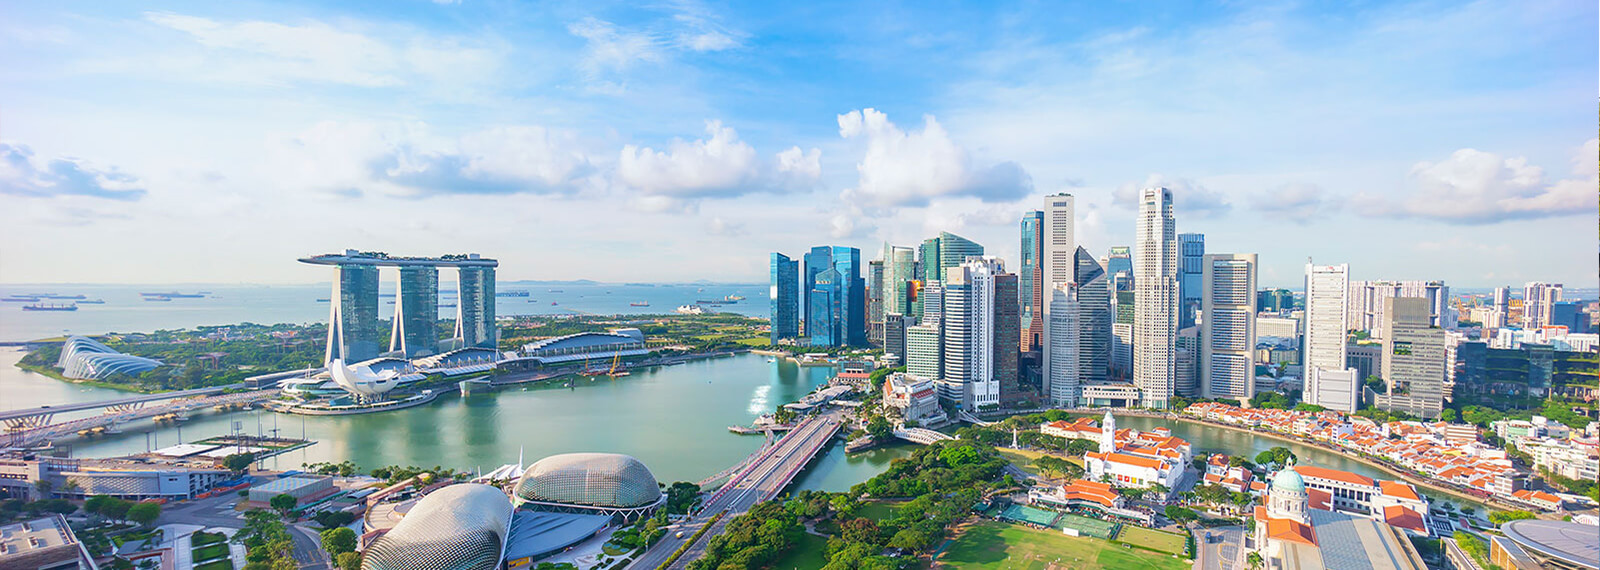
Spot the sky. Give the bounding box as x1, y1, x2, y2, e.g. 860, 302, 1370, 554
0, 0, 1595, 288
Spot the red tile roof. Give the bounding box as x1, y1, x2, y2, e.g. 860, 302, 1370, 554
1382, 505, 1427, 533
1265, 518, 1318, 546
1378, 481, 1421, 502
1294, 465, 1376, 488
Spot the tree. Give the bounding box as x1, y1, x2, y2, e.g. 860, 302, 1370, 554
1489, 510, 1537, 525
1033, 456, 1070, 478
102, 497, 133, 521
320, 527, 356, 556
866, 415, 893, 441
224, 453, 257, 474
270, 494, 298, 516
127, 501, 161, 527
1247, 552, 1264, 570
1254, 447, 1296, 468
32, 479, 53, 499
665, 481, 702, 514
1165, 505, 1200, 524
335, 552, 361, 570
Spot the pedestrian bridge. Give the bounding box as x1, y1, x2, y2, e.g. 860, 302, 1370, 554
894, 428, 955, 445
957, 410, 994, 426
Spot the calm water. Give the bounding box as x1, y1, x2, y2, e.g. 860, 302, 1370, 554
0, 282, 767, 342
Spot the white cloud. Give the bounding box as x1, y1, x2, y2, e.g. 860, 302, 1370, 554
1358, 140, 1597, 224
0, 143, 147, 201
837, 108, 1032, 209
1112, 174, 1232, 219
568, 17, 663, 78
616, 120, 820, 198
1250, 182, 1338, 223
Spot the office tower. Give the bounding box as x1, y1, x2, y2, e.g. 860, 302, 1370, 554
1040, 194, 1075, 405
1073, 246, 1111, 386
1112, 291, 1134, 378
1550, 301, 1591, 334
1047, 283, 1080, 407
1492, 286, 1510, 328
1257, 289, 1295, 312
804, 246, 866, 347
883, 314, 911, 365
1134, 187, 1178, 408
993, 273, 1023, 407
937, 232, 984, 275
906, 323, 942, 381
327, 263, 381, 363
938, 258, 1008, 410
1020, 211, 1045, 352
1176, 327, 1199, 397
1106, 246, 1133, 291
868, 259, 885, 346
919, 238, 941, 283
922, 282, 944, 323
391, 266, 440, 358
1347, 280, 1451, 336
769, 253, 800, 342
1178, 233, 1205, 329
1522, 282, 1564, 329
1346, 344, 1381, 383
455, 266, 496, 349
1376, 297, 1447, 419
1200, 253, 1257, 400
1303, 263, 1357, 412
884, 245, 916, 316
938, 271, 970, 406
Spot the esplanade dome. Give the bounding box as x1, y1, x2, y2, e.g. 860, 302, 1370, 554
513, 453, 661, 509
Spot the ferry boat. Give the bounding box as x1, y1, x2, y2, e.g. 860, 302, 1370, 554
496, 290, 530, 297
23, 303, 78, 311
630, 301, 650, 307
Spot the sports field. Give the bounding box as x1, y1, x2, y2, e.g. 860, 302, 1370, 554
1057, 513, 1116, 539
939, 521, 1187, 570
1115, 525, 1189, 556
998, 504, 1061, 527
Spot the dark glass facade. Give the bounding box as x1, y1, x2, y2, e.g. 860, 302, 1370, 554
803, 246, 865, 347
456, 267, 497, 349
1020, 211, 1044, 352
331, 264, 381, 363
393, 266, 440, 358
769, 253, 799, 341
1178, 233, 1204, 329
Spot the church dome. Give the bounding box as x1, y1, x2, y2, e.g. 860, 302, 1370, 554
1272, 465, 1306, 493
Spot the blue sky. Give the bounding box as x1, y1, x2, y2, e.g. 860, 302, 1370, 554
0, 0, 1594, 287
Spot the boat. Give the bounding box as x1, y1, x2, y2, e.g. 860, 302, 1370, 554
496, 290, 530, 297
551, 301, 558, 305
145, 297, 172, 302
141, 292, 204, 298
316, 298, 330, 302
76, 299, 105, 304
23, 303, 78, 311
676, 304, 706, 315
39, 294, 86, 300
726, 294, 745, 301
548, 289, 564, 293
767, 358, 776, 363
630, 302, 650, 307
1, 296, 39, 303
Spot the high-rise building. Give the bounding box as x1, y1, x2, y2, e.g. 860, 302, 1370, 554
1134, 187, 1178, 409
1491, 286, 1510, 328
769, 253, 800, 342
1111, 291, 1134, 379
1020, 211, 1045, 352
1257, 289, 1295, 312
391, 266, 440, 358
1522, 282, 1564, 329
1375, 297, 1447, 419
804, 246, 866, 347
1041, 194, 1075, 405
1073, 246, 1111, 386
1550, 301, 1591, 334
868, 259, 885, 346
1106, 246, 1133, 292
884, 245, 916, 316
329, 263, 381, 363
919, 238, 941, 283
1200, 253, 1257, 400
1178, 233, 1205, 329
938, 232, 984, 275
938, 258, 1017, 410
1175, 326, 1199, 397
1303, 263, 1357, 412
1347, 280, 1451, 336
922, 281, 944, 323
455, 265, 497, 349
906, 323, 942, 381
883, 313, 912, 365
1047, 283, 1080, 407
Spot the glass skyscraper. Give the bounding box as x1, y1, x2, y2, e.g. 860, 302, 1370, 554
803, 246, 865, 347
769, 253, 799, 342
1106, 246, 1133, 292
1020, 211, 1044, 352
456, 266, 497, 349
329, 264, 381, 363
1074, 246, 1111, 386
1178, 233, 1205, 330
392, 266, 440, 358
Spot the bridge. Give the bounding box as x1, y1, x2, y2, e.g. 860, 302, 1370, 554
2, 389, 277, 448
628, 408, 845, 570
957, 410, 994, 426
894, 427, 955, 445
0, 385, 239, 428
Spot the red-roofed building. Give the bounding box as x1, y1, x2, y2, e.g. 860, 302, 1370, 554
1510, 489, 1563, 511
1081, 412, 1189, 494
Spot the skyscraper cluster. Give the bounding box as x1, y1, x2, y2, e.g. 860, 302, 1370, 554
300, 250, 499, 365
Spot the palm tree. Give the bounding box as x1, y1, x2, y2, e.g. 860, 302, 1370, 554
1247, 552, 1264, 570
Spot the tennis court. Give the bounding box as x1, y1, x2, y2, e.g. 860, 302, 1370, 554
998, 504, 1061, 527
1057, 513, 1118, 539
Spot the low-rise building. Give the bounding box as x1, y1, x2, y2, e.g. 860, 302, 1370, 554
1081, 412, 1190, 494
881, 373, 943, 424
0, 457, 228, 501
0, 515, 97, 569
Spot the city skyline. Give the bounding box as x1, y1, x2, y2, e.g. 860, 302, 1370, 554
2, 1, 1596, 287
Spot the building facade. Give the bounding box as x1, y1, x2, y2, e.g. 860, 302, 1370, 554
1178, 233, 1205, 330
1348, 280, 1452, 336
392, 266, 440, 358
1041, 194, 1075, 403
1376, 297, 1448, 418
804, 246, 866, 347
1047, 283, 1081, 407
1020, 210, 1045, 352
1522, 282, 1564, 329
769, 253, 800, 342
1304, 263, 1358, 412
1201, 253, 1257, 400
456, 266, 497, 350
1133, 187, 1178, 409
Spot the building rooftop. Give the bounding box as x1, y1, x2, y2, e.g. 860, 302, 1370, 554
1500, 520, 1600, 570
0, 515, 88, 567
252, 476, 330, 493
503, 511, 612, 563
298, 250, 498, 268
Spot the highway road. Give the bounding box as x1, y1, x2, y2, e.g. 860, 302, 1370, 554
628, 408, 845, 570
0, 384, 239, 421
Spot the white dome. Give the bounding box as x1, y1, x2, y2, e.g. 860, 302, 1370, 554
514, 453, 661, 509
329, 359, 402, 396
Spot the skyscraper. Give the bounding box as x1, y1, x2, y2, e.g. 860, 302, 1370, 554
1133, 187, 1178, 409
1047, 283, 1080, 407
938, 271, 972, 406
1522, 282, 1564, 329
1106, 246, 1133, 292
1112, 291, 1135, 379
769, 253, 799, 342
1491, 286, 1510, 328
1200, 253, 1257, 401
1347, 280, 1451, 336
1376, 297, 1447, 419
883, 313, 912, 365
868, 259, 885, 346
1178, 233, 1205, 329
1040, 194, 1075, 404
804, 246, 866, 347
1303, 263, 1357, 412
919, 238, 941, 283
329, 263, 381, 363
1020, 211, 1045, 352
392, 266, 440, 358
906, 323, 942, 381
1073, 246, 1111, 386
1175, 326, 1199, 398
884, 245, 916, 316
455, 265, 497, 349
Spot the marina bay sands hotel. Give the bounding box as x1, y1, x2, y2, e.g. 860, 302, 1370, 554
299, 250, 498, 363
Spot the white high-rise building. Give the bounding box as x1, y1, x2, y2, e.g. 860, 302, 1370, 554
1047, 282, 1081, 407
1491, 286, 1510, 328
1522, 282, 1564, 329
1303, 263, 1357, 412
1041, 194, 1075, 404
1133, 187, 1178, 409
1200, 253, 1257, 401
941, 258, 1007, 410
1347, 280, 1451, 336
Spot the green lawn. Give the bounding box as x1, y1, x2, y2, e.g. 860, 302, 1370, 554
735, 337, 771, 347
1115, 525, 1188, 556
940, 522, 1187, 570
771, 532, 830, 570
193, 543, 231, 562
855, 501, 902, 522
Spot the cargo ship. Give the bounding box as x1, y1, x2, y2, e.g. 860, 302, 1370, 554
630, 301, 650, 307
76, 299, 105, 304
23, 303, 78, 311
1, 296, 39, 303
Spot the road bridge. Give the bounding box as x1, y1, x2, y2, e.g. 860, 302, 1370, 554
2, 389, 276, 448
0, 385, 239, 429
628, 409, 845, 570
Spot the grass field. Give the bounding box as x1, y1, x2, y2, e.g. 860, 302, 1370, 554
856, 501, 902, 522
770, 531, 830, 570
1058, 514, 1116, 539
939, 522, 1187, 570
1115, 525, 1188, 556
996, 448, 1084, 479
